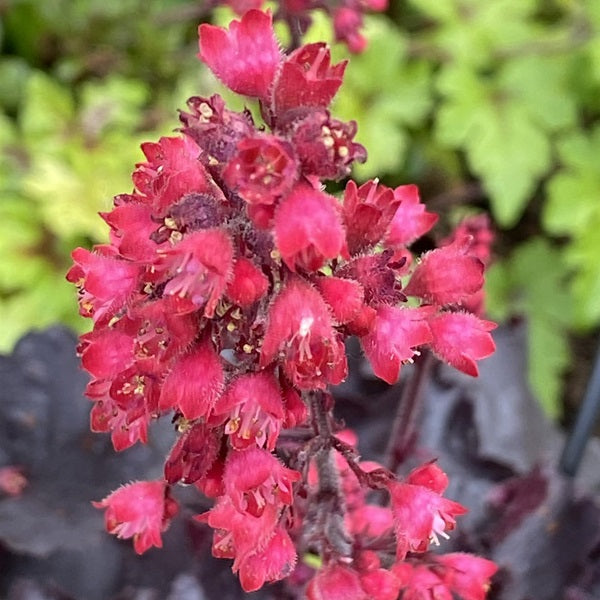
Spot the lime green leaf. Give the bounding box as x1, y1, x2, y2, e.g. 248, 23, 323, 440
20, 72, 74, 141
437, 66, 551, 227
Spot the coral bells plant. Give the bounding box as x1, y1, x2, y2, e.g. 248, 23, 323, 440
68, 9, 498, 598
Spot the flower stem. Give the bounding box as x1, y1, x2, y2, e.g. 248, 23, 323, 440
306, 391, 353, 561
384, 351, 434, 473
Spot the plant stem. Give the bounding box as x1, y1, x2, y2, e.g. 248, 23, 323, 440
384, 351, 434, 473
306, 391, 352, 561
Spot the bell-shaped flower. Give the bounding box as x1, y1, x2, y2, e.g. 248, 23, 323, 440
274, 43, 347, 113
158, 228, 234, 317
213, 372, 285, 451
361, 306, 433, 384
436, 553, 498, 600
289, 111, 366, 181
388, 463, 467, 560
342, 179, 400, 254
307, 565, 368, 600
164, 422, 221, 485
385, 184, 438, 247
93, 480, 178, 554
159, 339, 224, 420
132, 136, 208, 217
67, 247, 140, 324
315, 276, 365, 325
404, 238, 484, 306
198, 10, 280, 99
274, 183, 347, 272
428, 312, 496, 376
224, 447, 300, 516
260, 279, 347, 390
237, 526, 297, 592
223, 134, 297, 205
225, 256, 269, 307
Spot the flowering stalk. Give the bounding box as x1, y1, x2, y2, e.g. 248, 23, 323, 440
68, 9, 497, 598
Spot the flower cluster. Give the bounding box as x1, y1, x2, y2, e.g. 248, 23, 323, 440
215, 0, 388, 52
69, 9, 497, 598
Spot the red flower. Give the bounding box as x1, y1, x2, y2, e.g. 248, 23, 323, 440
388, 464, 467, 559
342, 179, 400, 254
436, 553, 498, 600
289, 110, 366, 180
158, 228, 234, 317
213, 372, 285, 451
333, 7, 367, 53
67, 247, 140, 323
405, 238, 484, 306
274, 43, 347, 113
307, 565, 368, 600
261, 279, 347, 389
385, 184, 438, 247
132, 136, 208, 217
159, 339, 224, 420
223, 134, 297, 205
199, 10, 280, 99
237, 526, 297, 592
274, 183, 347, 272
224, 447, 300, 516
429, 312, 496, 376
315, 276, 365, 325
361, 306, 433, 384
93, 480, 178, 554
164, 422, 221, 485
101, 202, 161, 263
225, 256, 269, 307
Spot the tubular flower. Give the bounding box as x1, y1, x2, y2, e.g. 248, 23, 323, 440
93, 480, 178, 554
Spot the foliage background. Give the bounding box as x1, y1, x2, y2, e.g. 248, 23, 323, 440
2, 0, 600, 419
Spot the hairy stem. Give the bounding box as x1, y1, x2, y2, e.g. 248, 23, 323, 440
306, 391, 353, 561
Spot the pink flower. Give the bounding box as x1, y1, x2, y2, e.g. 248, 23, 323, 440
385, 184, 438, 247
213, 372, 285, 451
223, 134, 297, 205
274, 43, 347, 113
342, 179, 400, 254
225, 256, 269, 307
67, 247, 140, 324
199, 10, 280, 99
158, 228, 234, 317
93, 480, 178, 554
164, 422, 221, 485
224, 447, 300, 515
307, 565, 368, 600
333, 7, 367, 53
361, 306, 433, 384
315, 276, 365, 325
274, 183, 347, 272
404, 238, 484, 306
289, 110, 366, 180
429, 312, 496, 376
388, 464, 467, 559
260, 279, 347, 389
132, 136, 208, 217
159, 339, 224, 419
237, 526, 297, 592
436, 553, 498, 600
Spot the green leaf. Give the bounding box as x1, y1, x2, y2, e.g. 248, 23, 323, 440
20, 72, 74, 142
488, 238, 572, 419
437, 66, 551, 226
